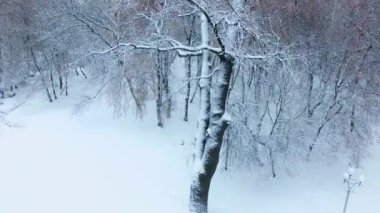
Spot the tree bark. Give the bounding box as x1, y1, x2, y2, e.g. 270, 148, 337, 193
30, 48, 53, 102
184, 56, 192, 121
162, 51, 171, 118
50, 69, 57, 100
189, 54, 234, 213
58, 69, 63, 90
65, 71, 68, 96
156, 50, 164, 127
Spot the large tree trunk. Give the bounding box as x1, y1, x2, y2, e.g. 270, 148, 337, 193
189, 0, 240, 209
189, 54, 234, 213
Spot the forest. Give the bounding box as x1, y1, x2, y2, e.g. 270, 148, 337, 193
0, 0, 379, 213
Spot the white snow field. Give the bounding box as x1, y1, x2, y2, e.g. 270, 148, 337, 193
0, 91, 379, 213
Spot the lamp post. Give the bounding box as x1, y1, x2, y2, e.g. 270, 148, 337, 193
342, 168, 364, 213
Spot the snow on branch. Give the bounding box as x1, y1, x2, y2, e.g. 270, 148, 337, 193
186, 0, 226, 53
87, 42, 277, 61
87, 43, 222, 56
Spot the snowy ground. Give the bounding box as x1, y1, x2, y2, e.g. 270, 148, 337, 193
0, 89, 379, 213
